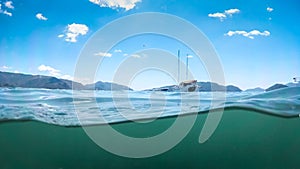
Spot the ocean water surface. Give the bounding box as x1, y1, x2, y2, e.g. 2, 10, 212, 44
0, 87, 299, 126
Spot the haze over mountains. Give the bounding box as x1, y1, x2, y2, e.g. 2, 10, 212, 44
0, 71, 298, 92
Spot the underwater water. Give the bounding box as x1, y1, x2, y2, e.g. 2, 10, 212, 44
0, 87, 300, 169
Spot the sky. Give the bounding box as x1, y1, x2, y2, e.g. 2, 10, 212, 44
0, 0, 299, 90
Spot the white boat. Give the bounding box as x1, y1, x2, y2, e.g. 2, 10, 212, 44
179, 79, 198, 92
293, 77, 300, 83
290, 77, 300, 87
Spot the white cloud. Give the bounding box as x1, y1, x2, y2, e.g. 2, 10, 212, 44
36, 13, 48, 20
114, 49, 122, 53
4, 1, 14, 9
60, 74, 73, 81
61, 23, 89, 43
89, 0, 141, 11
0, 4, 2, 12
208, 12, 227, 21
57, 34, 64, 38
131, 54, 141, 58
3, 10, 12, 16
94, 52, 112, 57
38, 65, 61, 76
267, 7, 274, 12
187, 55, 193, 58
123, 53, 128, 56
0, 66, 21, 74
1, 65, 12, 70
208, 8, 240, 21
0, 65, 12, 71
0, 2, 13, 16
225, 30, 271, 39
224, 8, 240, 16
38, 65, 73, 80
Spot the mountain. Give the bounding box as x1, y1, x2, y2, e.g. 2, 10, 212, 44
226, 85, 242, 92
0, 71, 82, 89
244, 87, 265, 92
85, 81, 132, 91
197, 82, 226, 92
197, 82, 242, 92
265, 84, 288, 92
5, 71, 294, 92
0, 71, 130, 90
146, 81, 242, 92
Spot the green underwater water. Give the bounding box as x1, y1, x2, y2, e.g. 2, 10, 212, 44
0, 109, 299, 169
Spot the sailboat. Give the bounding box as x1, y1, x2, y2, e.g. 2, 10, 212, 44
177, 50, 198, 92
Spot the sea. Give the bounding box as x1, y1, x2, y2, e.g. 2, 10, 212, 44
0, 87, 300, 169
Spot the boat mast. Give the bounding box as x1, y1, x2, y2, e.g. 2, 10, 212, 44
186, 54, 189, 80
178, 50, 180, 83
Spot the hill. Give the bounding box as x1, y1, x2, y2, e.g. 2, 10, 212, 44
265, 84, 288, 92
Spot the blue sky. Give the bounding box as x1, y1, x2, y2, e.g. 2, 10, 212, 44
0, 0, 299, 90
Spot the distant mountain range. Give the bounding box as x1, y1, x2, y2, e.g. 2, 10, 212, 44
0, 71, 132, 91
0, 71, 298, 92
146, 81, 299, 92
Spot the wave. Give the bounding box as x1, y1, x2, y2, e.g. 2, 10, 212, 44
0, 87, 299, 126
